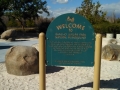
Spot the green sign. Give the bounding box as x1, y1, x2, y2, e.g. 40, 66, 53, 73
46, 13, 95, 66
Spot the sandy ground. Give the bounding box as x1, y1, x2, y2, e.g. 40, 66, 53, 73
0, 38, 120, 90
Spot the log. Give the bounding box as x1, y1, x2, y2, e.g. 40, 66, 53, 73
102, 44, 120, 61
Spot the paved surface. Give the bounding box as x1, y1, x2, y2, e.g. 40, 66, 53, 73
0, 39, 38, 62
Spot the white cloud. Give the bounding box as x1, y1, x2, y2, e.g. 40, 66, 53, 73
47, 6, 51, 9
41, 7, 76, 18
51, 2, 120, 18
41, 1, 120, 18
52, 0, 68, 4
101, 2, 120, 17
52, 7, 75, 17
56, 0, 68, 3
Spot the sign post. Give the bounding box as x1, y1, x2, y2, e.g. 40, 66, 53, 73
93, 34, 102, 90
39, 13, 102, 90
39, 33, 45, 90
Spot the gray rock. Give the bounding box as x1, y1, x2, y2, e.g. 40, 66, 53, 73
107, 39, 117, 44
101, 44, 120, 61
5, 45, 39, 76
1, 29, 17, 40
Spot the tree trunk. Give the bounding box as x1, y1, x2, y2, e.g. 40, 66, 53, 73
17, 18, 25, 31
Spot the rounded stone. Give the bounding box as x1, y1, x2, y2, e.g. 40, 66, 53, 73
5, 45, 39, 76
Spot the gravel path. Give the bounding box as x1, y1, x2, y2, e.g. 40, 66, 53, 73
0, 38, 120, 90
0, 60, 120, 90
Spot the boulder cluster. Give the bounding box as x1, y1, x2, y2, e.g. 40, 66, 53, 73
1, 29, 40, 76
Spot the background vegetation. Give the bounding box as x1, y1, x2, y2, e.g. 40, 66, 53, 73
0, 0, 120, 37
0, 0, 50, 34
76, 0, 120, 37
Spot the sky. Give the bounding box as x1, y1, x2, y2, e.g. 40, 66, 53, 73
42, 0, 120, 18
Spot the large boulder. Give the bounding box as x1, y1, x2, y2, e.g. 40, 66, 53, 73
1, 29, 17, 40
32, 43, 39, 51
101, 44, 120, 61
5, 45, 39, 76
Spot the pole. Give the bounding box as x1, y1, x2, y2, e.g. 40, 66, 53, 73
93, 34, 102, 90
39, 32, 46, 90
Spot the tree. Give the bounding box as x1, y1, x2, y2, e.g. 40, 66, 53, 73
5, 0, 49, 30
6, 17, 18, 27
75, 0, 106, 24
0, 0, 10, 30
116, 18, 120, 23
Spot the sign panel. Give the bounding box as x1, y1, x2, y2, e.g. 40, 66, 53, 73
46, 13, 95, 66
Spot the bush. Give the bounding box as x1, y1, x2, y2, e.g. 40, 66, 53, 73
26, 20, 35, 27
93, 23, 109, 34
6, 19, 18, 27
37, 18, 53, 34
93, 23, 120, 34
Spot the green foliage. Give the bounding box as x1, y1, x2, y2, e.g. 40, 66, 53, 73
6, 0, 49, 19
6, 18, 18, 27
93, 23, 120, 34
76, 0, 106, 24
6, 17, 54, 34
0, 0, 8, 17
0, 0, 9, 30
26, 19, 35, 27
116, 18, 120, 23
2, 0, 49, 30
75, 0, 120, 35
6, 17, 30, 28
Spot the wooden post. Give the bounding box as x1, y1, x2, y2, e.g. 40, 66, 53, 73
39, 32, 46, 90
93, 34, 102, 90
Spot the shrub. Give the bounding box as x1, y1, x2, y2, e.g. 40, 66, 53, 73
6, 19, 18, 27
93, 23, 109, 34
37, 18, 53, 34
26, 20, 35, 27
93, 23, 120, 34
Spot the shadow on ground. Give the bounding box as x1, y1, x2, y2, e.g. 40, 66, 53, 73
16, 33, 39, 39
0, 46, 13, 49
68, 78, 120, 90
46, 66, 64, 74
